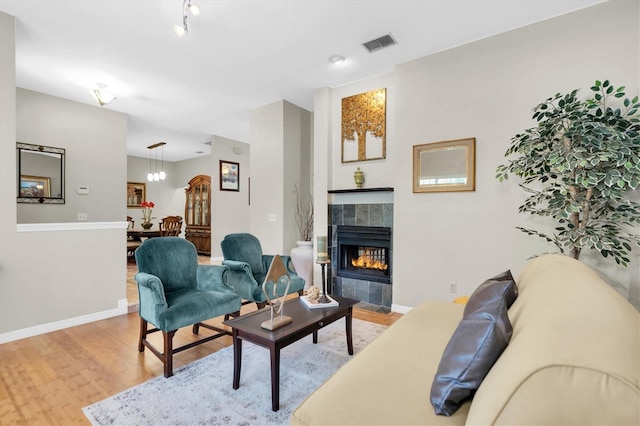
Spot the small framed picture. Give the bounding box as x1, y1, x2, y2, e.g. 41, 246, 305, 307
127, 182, 146, 207
220, 160, 240, 191
20, 175, 51, 198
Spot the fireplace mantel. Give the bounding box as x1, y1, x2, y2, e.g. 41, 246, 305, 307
328, 187, 393, 194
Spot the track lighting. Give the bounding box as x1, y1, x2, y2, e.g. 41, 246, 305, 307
174, 0, 200, 37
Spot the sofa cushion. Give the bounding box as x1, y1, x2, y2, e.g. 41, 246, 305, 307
291, 301, 469, 426
430, 271, 516, 416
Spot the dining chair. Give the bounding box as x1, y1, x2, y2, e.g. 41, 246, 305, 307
127, 216, 142, 259
160, 215, 183, 236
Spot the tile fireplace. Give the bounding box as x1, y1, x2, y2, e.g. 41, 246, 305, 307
328, 195, 393, 312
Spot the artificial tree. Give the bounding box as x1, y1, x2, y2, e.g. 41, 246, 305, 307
496, 80, 640, 266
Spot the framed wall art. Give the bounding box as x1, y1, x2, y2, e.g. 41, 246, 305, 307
20, 175, 51, 198
220, 160, 240, 191
127, 182, 146, 207
413, 138, 476, 193
341, 88, 386, 163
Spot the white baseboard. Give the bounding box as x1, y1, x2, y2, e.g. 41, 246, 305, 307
391, 303, 412, 314
0, 298, 128, 344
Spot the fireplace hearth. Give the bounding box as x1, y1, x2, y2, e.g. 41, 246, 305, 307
337, 225, 391, 284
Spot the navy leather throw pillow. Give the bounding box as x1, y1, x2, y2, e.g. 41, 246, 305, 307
430, 270, 517, 416
464, 270, 518, 315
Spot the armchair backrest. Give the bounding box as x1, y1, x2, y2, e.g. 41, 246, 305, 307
134, 237, 199, 293
220, 233, 265, 275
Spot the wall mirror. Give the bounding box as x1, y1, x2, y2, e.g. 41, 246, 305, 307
17, 142, 65, 204
413, 138, 475, 193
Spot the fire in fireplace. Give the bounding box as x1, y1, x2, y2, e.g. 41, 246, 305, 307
337, 225, 391, 284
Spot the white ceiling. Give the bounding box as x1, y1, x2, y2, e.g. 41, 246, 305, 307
0, 0, 604, 162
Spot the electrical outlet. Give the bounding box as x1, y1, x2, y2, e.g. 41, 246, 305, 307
268, 213, 277, 222
449, 281, 457, 293
78, 212, 88, 221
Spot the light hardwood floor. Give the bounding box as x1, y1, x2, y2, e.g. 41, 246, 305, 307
0, 274, 401, 425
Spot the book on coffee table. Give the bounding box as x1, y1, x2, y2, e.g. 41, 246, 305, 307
300, 295, 339, 309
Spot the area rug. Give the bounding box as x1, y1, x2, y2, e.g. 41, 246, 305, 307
83, 319, 386, 426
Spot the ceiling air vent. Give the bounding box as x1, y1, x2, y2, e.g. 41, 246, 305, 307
362, 34, 397, 53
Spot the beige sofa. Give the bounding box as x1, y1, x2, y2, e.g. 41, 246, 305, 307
291, 254, 640, 425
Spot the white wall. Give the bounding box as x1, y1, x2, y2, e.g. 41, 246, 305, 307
315, 0, 640, 310
1, 12, 128, 338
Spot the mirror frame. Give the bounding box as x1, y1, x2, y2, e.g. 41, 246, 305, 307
413, 138, 475, 193
17, 142, 66, 204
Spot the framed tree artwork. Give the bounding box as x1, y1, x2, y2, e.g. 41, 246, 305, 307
341, 88, 386, 163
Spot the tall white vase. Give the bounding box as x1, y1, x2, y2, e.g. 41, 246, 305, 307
290, 240, 314, 289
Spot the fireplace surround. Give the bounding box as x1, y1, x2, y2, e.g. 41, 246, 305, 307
328, 195, 393, 311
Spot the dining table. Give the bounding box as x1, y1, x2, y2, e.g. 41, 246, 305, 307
127, 228, 162, 241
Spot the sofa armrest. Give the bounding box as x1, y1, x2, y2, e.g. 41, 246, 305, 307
262, 254, 298, 276
196, 264, 231, 292
222, 260, 259, 300
134, 272, 168, 322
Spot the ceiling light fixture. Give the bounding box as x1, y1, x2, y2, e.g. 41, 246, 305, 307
147, 142, 167, 182
91, 83, 116, 106
329, 55, 346, 65
174, 0, 200, 37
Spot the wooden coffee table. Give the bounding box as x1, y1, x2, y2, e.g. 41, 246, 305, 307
222, 295, 359, 411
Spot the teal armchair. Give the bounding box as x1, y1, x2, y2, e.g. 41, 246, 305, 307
220, 233, 305, 309
134, 237, 241, 377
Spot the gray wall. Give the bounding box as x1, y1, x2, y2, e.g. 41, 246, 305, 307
127, 134, 251, 257
17, 88, 127, 223
1, 12, 128, 337
250, 100, 312, 255
314, 0, 640, 310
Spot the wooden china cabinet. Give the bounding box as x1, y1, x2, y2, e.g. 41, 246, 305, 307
184, 174, 211, 255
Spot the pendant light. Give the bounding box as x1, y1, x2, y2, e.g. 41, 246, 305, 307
147, 142, 167, 182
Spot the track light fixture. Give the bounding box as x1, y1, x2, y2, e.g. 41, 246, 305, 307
91, 83, 116, 106
147, 142, 167, 182
174, 0, 200, 37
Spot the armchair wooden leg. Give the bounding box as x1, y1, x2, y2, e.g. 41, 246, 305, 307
138, 318, 148, 352
193, 323, 200, 334
163, 330, 177, 378
224, 310, 241, 321
297, 289, 304, 296
256, 301, 267, 310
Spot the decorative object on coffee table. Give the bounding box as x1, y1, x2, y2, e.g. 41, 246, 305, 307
316, 259, 331, 304
260, 255, 293, 330
316, 236, 328, 261
306, 285, 320, 300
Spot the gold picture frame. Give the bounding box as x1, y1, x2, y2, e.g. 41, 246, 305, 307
341, 88, 386, 163
127, 182, 146, 207
19, 175, 51, 198
413, 138, 476, 193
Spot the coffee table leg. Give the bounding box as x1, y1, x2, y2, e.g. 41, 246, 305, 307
270, 346, 280, 411
232, 330, 242, 389
346, 307, 354, 355
312, 330, 318, 344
